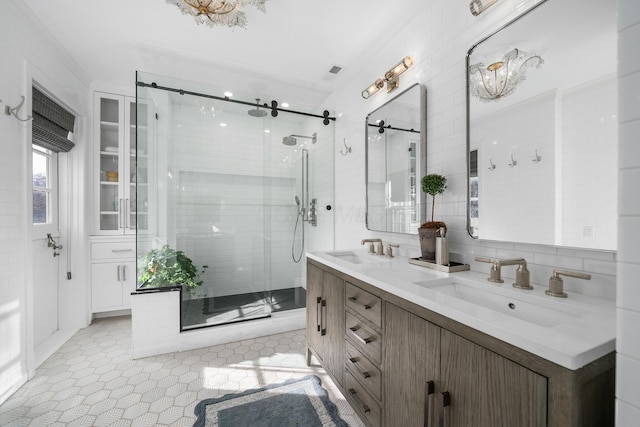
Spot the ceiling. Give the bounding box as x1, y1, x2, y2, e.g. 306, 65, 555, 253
23, 0, 422, 102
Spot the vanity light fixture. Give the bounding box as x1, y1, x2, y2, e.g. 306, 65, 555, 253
469, 0, 500, 16
384, 56, 414, 92
361, 79, 385, 99
469, 48, 543, 101
361, 56, 414, 99
166, 0, 267, 29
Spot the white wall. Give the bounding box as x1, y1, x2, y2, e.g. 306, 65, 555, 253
327, 0, 617, 301
0, 0, 90, 404
616, 0, 640, 423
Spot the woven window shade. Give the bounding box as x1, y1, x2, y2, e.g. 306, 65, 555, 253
32, 87, 76, 153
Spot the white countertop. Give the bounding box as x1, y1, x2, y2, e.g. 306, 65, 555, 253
307, 249, 616, 370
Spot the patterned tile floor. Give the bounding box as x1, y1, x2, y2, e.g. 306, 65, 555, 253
0, 316, 364, 426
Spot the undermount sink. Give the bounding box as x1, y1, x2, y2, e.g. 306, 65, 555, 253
413, 279, 592, 327
325, 251, 388, 265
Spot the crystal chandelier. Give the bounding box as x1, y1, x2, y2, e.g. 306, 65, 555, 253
469, 48, 544, 101
167, 0, 267, 29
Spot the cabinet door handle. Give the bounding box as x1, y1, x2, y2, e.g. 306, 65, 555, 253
424, 380, 434, 427
122, 264, 126, 282
348, 296, 372, 310
119, 199, 124, 229
439, 391, 450, 427
117, 265, 121, 281
349, 327, 372, 344
320, 299, 327, 336
348, 388, 371, 414
316, 297, 321, 332
125, 198, 130, 229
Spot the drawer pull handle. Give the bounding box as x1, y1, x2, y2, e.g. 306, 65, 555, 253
349, 327, 372, 344
349, 357, 358, 364
348, 296, 372, 310
111, 249, 134, 253
348, 388, 371, 414
362, 371, 371, 379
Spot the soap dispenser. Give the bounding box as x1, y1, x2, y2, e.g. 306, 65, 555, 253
435, 227, 449, 265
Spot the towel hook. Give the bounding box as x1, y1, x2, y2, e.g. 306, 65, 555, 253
508, 154, 517, 168
340, 138, 352, 156
5, 96, 32, 122
532, 149, 541, 163
488, 159, 496, 170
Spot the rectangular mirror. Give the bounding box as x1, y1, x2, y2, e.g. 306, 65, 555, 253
366, 84, 427, 234
467, 0, 617, 251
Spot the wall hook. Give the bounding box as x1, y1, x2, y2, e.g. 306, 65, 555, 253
5, 96, 32, 122
340, 138, 352, 156
532, 149, 541, 163
508, 154, 517, 167
488, 159, 496, 170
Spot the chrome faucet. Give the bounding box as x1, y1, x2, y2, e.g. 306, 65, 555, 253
385, 243, 399, 259
546, 269, 591, 298
361, 238, 383, 256
475, 257, 532, 290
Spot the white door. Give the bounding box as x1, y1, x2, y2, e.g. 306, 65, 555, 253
31, 145, 62, 347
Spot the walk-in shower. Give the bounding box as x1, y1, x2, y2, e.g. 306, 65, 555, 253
135, 72, 335, 331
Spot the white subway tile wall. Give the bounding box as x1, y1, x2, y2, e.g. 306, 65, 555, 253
617, 0, 640, 421
328, 0, 618, 301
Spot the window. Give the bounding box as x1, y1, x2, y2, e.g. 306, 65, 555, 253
32, 145, 56, 225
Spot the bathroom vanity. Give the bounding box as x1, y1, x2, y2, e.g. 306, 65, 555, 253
306, 250, 615, 427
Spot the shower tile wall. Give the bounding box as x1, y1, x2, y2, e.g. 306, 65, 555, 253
170, 104, 300, 298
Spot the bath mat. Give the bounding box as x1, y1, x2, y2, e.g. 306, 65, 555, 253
193, 374, 348, 427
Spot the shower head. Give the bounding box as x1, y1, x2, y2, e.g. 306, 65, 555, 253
248, 98, 268, 118
295, 195, 300, 206
282, 132, 317, 146
282, 136, 297, 146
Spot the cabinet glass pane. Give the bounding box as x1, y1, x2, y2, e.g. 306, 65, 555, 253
99, 97, 121, 232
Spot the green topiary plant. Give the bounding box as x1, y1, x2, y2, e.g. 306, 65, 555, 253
420, 173, 447, 230
138, 245, 208, 289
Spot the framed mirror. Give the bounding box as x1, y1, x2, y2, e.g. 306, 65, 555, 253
466, 0, 617, 251
366, 83, 427, 235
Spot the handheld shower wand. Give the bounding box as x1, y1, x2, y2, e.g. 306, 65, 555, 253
292, 195, 304, 263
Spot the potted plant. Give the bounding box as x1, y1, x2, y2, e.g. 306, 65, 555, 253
419, 174, 447, 260
138, 245, 208, 290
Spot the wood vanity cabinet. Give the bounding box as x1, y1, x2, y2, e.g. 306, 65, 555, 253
306, 259, 615, 427
306, 263, 345, 385
385, 302, 546, 427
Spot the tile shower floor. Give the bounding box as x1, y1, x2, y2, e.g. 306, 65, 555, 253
0, 316, 364, 427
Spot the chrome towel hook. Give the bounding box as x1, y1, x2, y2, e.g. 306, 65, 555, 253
340, 138, 351, 156
5, 96, 32, 122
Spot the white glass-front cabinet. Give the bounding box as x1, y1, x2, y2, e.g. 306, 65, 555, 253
94, 92, 149, 235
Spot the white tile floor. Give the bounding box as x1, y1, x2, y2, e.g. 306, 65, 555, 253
0, 316, 364, 427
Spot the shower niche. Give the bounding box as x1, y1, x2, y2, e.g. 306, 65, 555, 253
135, 72, 335, 331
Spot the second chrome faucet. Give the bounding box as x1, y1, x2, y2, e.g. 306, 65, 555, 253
475, 257, 532, 290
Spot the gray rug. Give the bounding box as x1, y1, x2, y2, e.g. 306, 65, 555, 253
193, 375, 348, 427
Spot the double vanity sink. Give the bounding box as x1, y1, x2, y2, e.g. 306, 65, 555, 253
309, 249, 615, 370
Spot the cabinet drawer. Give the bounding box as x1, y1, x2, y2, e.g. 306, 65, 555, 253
346, 282, 382, 328
91, 242, 136, 260
346, 371, 381, 427
346, 312, 382, 365
345, 340, 382, 402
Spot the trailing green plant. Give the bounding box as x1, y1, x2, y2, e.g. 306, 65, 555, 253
138, 245, 208, 289
421, 173, 447, 226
